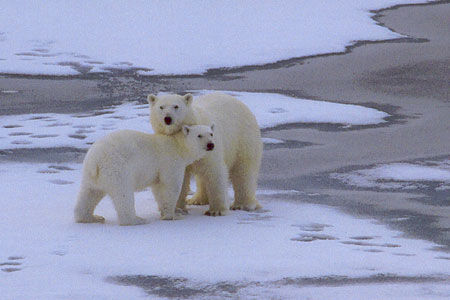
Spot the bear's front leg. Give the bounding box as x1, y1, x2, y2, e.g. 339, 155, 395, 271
197, 157, 229, 216
175, 166, 192, 213
156, 173, 184, 220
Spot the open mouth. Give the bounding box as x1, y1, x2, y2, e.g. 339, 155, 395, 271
164, 116, 172, 125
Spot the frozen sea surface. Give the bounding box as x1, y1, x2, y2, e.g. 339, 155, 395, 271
0, 88, 447, 298
331, 159, 450, 191
1, 163, 449, 299
0, 91, 388, 150
0, 0, 437, 75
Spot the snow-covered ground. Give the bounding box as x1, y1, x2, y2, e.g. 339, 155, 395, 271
0, 89, 448, 298
331, 159, 450, 191
1, 163, 449, 299
0, 91, 388, 150
1, 1, 448, 298
0, 0, 437, 75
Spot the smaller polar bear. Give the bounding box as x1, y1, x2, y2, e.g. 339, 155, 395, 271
74, 125, 215, 225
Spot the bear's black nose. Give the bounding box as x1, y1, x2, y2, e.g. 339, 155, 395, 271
207, 143, 214, 151
164, 116, 172, 125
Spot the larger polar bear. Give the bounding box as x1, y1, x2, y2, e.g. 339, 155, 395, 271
74, 125, 215, 225
149, 92, 262, 216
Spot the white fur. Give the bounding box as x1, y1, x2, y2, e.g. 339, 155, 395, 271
74, 125, 215, 225
149, 92, 263, 216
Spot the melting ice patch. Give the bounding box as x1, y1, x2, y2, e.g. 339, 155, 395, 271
331, 160, 450, 190
194, 91, 389, 127
0, 163, 449, 299
261, 138, 284, 144
0, 102, 151, 150
0, 0, 437, 75
0, 91, 388, 150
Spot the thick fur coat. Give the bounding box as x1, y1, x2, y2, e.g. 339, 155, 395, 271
74, 125, 215, 225
149, 93, 262, 216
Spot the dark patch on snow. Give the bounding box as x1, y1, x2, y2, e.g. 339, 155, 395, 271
293, 223, 332, 232
49, 165, 75, 171
68, 134, 87, 140
291, 233, 337, 242
8, 132, 32, 136
1, 267, 21, 273
108, 275, 244, 299
11, 140, 32, 145
0, 147, 85, 163
341, 241, 401, 248
350, 236, 377, 241
49, 179, 74, 185
46, 122, 72, 127
263, 139, 316, 151
37, 169, 59, 174
108, 273, 450, 298
3, 124, 22, 129
30, 134, 59, 138
1, 256, 24, 273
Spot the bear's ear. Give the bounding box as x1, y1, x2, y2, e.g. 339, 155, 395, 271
210, 123, 215, 132
183, 93, 193, 105
147, 94, 157, 106
182, 125, 190, 136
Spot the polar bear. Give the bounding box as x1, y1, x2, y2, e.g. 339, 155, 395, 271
74, 125, 215, 225
149, 92, 262, 216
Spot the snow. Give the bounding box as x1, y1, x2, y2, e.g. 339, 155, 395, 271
1, 163, 448, 299
0, 91, 388, 150
368, 163, 450, 182
0, 91, 446, 298
0, 90, 19, 94
331, 160, 450, 190
197, 91, 389, 127
0, 0, 437, 76
262, 137, 284, 144
1, 1, 446, 296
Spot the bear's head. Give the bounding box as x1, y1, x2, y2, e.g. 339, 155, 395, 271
148, 93, 193, 135
182, 124, 215, 160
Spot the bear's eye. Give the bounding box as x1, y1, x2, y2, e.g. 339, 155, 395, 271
159, 106, 164, 110
174, 105, 179, 110
210, 133, 213, 137
198, 134, 202, 138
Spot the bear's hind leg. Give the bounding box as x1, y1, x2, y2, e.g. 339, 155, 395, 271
230, 163, 261, 211
109, 187, 145, 226
153, 174, 183, 220
74, 186, 106, 223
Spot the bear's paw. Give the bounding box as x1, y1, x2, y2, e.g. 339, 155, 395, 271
76, 214, 106, 224
230, 202, 262, 211
204, 207, 228, 217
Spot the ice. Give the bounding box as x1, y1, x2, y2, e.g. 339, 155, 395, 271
195, 91, 389, 127
262, 138, 284, 144
367, 163, 450, 182
0, 91, 388, 150
0, 92, 445, 297
0, 163, 448, 298
0, 0, 437, 75
331, 160, 450, 190
0, 101, 152, 150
